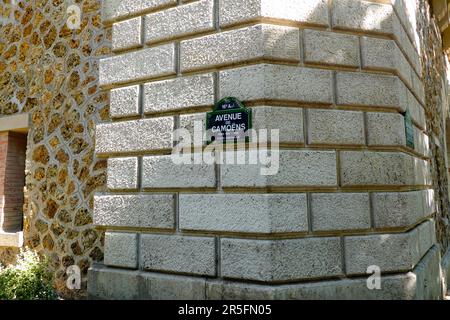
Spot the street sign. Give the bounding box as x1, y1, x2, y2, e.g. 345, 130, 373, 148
206, 97, 252, 144
404, 108, 415, 149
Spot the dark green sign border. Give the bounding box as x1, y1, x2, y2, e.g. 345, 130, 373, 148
206, 97, 252, 145
403, 109, 415, 149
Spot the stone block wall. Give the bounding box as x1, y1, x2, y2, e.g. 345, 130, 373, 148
89, 0, 442, 299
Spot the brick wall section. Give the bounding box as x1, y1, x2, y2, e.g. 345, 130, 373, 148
0, 132, 27, 232
89, 0, 440, 299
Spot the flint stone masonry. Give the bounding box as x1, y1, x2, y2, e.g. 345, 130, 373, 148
219, 0, 329, 27
93, 194, 175, 229
95, 117, 174, 155
104, 232, 138, 269
145, 0, 214, 43
220, 64, 333, 104
142, 154, 216, 189
221, 237, 343, 282
109, 85, 140, 118
107, 157, 138, 190
308, 109, 365, 145
366, 112, 406, 146
140, 234, 216, 276
221, 150, 337, 188
144, 74, 214, 113
311, 193, 371, 231
180, 24, 300, 72
179, 193, 308, 233
303, 29, 360, 67
112, 17, 142, 51
99, 44, 175, 86
102, 0, 177, 22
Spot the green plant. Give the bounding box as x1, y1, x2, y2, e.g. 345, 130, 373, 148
0, 248, 56, 300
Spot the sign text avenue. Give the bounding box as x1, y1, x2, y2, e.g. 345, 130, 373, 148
206, 97, 252, 144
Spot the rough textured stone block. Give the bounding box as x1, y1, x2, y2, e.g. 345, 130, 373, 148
88, 266, 140, 300
179, 106, 304, 145
422, 189, 435, 217
251, 106, 304, 144
88, 247, 443, 300
220, 64, 333, 104
340, 151, 415, 186
311, 193, 370, 231
361, 37, 412, 87
103, 0, 177, 22
332, 0, 393, 33
303, 29, 360, 67
140, 234, 216, 276
345, 230, 419, 275
206, 272, 421, 300
180, 24, 300, 71
142, 154, 216, 188
99, 44, 175, 86
179, 193, 308, 233
107, 157, 138, 190
417, 220, 435, 259
206, 280, 278, 299
104, 232, 138, 269
221, 150, 337, 188
308, 109, 365, 145
407, 90, 425, 130
93, 194, 175, 228
145, 0, 214, 43
367, 112, 406, 146
412, 245, 442, 300
110, 85, 140, 118
144, 74, 214, 113
221, 237, 343, 282
336, 72, 405, 109
392, 16, 421, 76
140, 272, 206, 299
219, 0, 329, 27
112, 17, 142, 51
414, 127, 430, 157
414, 158, 432, 186
372, 191, 424, 228
95, 117, 174, 155
411, 71, 425, 105
179, 112, 206, 147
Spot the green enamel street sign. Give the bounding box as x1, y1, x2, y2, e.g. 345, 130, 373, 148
206, 97, 252, 144
404, 108, 415, 149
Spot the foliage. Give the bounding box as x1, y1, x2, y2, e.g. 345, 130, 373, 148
0, 248, 56, 300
